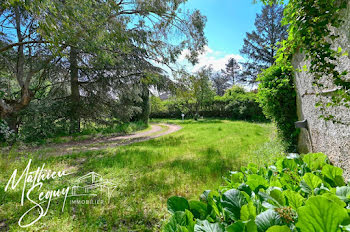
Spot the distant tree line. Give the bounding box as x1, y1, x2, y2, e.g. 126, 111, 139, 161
150, 65, 266, 122
150, 3, 288, 124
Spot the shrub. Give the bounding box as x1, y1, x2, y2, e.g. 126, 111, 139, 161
0, 120, 17, 144
163, 153, 350, 232
151, 86, 267, 122
257, 64, 298, 151
19, 99, 71, 142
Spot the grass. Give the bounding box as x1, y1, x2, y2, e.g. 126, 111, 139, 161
0, 119, 285, 231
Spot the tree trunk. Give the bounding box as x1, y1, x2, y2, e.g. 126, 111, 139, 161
0, 7, 29, 133
69, 47, 80, 134
5, 115, 19, 134
133, 83, 150, 124
194, 103, 199, 120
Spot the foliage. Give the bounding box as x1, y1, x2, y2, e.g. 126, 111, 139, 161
224, 58, 241, 85
0, 0, 207, 139
240, 4, 287, 84
257, 63, 298, 151
266, 0, 349, 123
0, 120, 16, 145
174, 67, 216, 119
164, 153, 350, 232
211, 86, 266, 121
151, 86, 266, 121
211, 72, 231, 97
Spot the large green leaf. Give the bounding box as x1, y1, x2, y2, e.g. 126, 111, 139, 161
321, 164, 345, 186
164, 211, 194, 232
283, 190, 304, 210
266, 225, 291, 232
230, 171, 244, 184
226, 221, 245, 232
269, 188, 285, 206
189, 200, 208, 220
206, 191, 221, 219
168, 196, 190, 214
321, 193, 346, 208
240, 201, 257, 221
300, 173, 323, 194
282, 159, 298, 171
221, 189, 248, 221
279, 172, 300, 191
302, 153, 327, 171
259, 191, 281, 208
246, 174, 268, 192
296, 196, 349, 232
269, 176, 283, 188
255, 209, 282, 232
336, 186, 350, 203
275, 159, 284, 173
238, 183, 253, 196
194, 220, 224, 232
226, 220, 257, 232
245, 219, 258, 232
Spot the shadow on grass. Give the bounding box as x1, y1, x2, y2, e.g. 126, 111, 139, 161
73, 145, 239, 198
178, 119, 224, 124
141, 135, 185, 147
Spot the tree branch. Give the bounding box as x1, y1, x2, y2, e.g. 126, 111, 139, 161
0, 40, 51, 53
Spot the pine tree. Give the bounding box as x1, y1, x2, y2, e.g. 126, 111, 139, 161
211, 72, 231, 96
240, 4, 287, 84
224, 58, 240, 85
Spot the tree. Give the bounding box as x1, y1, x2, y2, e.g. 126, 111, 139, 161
224, 58, 240, 85
0, 0, 207, 136
240, 4, 287, 84
211, 72, 231, 96
38, 0, 206, 128
0, 2, 60, 132
175, 67, 215, 119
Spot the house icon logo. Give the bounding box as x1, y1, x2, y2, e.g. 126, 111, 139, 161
70, 172, 117, 203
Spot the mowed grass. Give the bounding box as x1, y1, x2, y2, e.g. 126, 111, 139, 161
0, 119, 284, 231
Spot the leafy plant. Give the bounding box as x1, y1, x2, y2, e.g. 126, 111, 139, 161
261, 0, 349, 124
257, 64, 298, 151
0, 120, 17, 144
163, 153, 350, 232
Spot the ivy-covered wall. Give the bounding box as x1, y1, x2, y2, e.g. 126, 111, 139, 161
292, 2, 350, 179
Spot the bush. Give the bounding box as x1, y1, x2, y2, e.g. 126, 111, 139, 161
19, 99, 71, 142
150, 87, 267, 122
257, 64, 298, 151
0, 120, 17, 144
16, 99, 148, 143
163, 153, 350, 232
212, 88, 266, 121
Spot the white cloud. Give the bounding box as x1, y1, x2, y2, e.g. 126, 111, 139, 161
178, 46, 244, 73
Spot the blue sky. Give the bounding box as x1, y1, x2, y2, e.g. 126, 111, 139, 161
178, 0, 263, 72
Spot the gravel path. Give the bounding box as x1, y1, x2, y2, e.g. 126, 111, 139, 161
21, 123, 182, 156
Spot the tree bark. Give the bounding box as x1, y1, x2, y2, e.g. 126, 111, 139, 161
132, 83, 150, 124
5, 114, 19, 134
69, 47, 81, 133
0, 7, 29, 132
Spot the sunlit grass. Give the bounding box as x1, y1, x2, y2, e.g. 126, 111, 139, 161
0, 119, 284, 231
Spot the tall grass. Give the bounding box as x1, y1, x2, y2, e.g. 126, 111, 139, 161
0, 119, 285, 231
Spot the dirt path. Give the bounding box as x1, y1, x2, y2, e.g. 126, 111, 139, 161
22, 123, 181, 156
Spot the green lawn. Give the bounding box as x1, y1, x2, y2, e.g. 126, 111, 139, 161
0, 119, 284, 231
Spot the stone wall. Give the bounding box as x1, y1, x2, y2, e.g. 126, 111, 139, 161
292, 2, 350, 179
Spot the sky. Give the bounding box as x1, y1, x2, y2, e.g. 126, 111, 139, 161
178, 0, 264, 72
